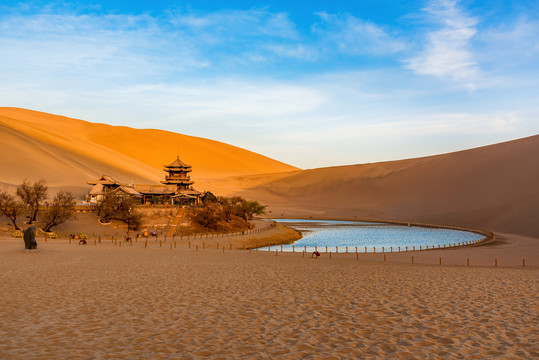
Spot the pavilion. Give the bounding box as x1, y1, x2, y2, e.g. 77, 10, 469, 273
87, 156, 202, 205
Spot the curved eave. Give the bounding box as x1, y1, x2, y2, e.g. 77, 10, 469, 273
163, 167, 192, 172
161, 180, 195, 185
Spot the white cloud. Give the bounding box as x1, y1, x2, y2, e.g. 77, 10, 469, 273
314, 12, 406, 55
478, 16, 539, 64
405, 0, 481, 89
264, 44, 318, 60
168, 8, 299, 40
278, 111, 521, 143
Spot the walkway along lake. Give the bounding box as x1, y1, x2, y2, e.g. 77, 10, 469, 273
258, 219, 485, 253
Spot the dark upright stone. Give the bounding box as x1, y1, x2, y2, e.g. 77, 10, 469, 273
23, 226, 37, 250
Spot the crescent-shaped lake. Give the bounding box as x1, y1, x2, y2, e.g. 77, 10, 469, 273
259, 219, 484, 253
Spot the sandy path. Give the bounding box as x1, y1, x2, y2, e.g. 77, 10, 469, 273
1, 238, 537, 359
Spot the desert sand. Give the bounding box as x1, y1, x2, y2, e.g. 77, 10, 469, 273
1, 108, 538, 358
0, 236, 537, 359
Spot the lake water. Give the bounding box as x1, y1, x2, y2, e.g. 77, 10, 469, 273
259, 219, 484, 253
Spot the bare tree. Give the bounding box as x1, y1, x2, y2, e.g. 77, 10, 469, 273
0, 190, 25, 230
16, 179, 48, 223
41, 190, 76, 232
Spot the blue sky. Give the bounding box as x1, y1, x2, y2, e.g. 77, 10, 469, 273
1, 1, 538, 169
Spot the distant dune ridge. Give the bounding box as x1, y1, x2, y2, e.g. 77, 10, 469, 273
237, 135, 539, 238
0, 107, 298, 193
1, 107, 537, 238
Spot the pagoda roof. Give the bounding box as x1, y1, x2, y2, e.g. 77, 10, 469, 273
88, 175, 121, 186
181, 188, 202, 196
133, 184, 177, 195
164, 156, 192, 169
161, 178, 194, 185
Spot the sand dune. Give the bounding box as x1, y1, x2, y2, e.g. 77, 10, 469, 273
235, 135, 539, 238
0, 107, 298, 194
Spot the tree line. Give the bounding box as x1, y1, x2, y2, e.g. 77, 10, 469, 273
0, 181, 267, 234
189, 194, 266, 231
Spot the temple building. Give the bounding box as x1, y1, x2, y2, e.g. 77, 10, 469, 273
86, 156, 202, 205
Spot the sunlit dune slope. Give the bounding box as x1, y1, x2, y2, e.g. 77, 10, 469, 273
0, 107, 298, 192
237, 135, 539, 237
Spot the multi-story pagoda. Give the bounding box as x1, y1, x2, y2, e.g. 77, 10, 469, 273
86, 156, 202, 205
161, 156, 195, 191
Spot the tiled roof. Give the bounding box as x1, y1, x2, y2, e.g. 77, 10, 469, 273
88, 183, 104, 195
133, 184, 177, 195
88, 174, 121, 185
164, 156, 192, 169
